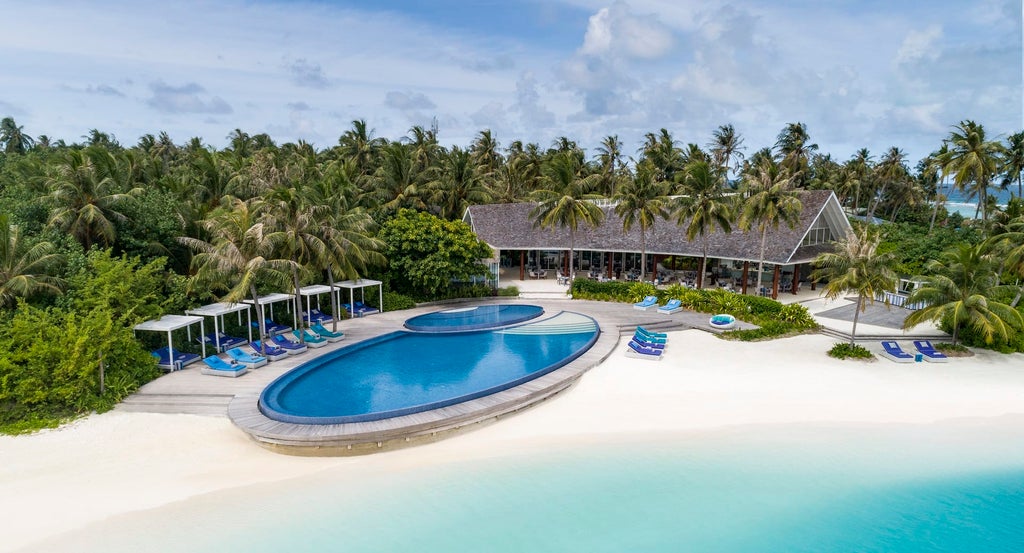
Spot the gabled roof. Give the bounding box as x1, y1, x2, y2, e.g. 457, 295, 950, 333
463, 190, 851, 265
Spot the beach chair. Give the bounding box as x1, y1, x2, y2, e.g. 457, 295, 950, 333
353, 301, 379, 316
635, 326, 668, 339
151, 346, 200, 371
199, 331, 246, 352
293, 328, 328, 348
271, 334, 308, 355
657, 299, 683, 314
226, 347, 268, 369
201, 355, 248, 377
625, 340, 663, 360
880, 341, 914, 363
310, 323, 344, 342
250, 341, 289, 361
631, 336, 666, 349
633, 296, 658, 311
252, 318, 291, 336
913, 340, 949, 363
302, 308, 333, 325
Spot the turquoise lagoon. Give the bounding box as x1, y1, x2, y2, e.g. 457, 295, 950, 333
30, 421, 1024, 553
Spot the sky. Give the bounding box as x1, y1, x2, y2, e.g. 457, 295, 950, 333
2, 0, 1021, 165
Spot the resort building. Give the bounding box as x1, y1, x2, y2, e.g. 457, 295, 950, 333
463, 190, 852, 299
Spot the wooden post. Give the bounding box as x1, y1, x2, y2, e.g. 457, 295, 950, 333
741, 261, 750, 295
652, 255, 659, 283
519, 250, 525, 281
791, 264, 801, 294
772, 265, 781, 299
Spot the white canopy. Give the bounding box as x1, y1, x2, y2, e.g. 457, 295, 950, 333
242, 293, 297, 330
185, 302, 254, 347
333, 279, 384, 315
298, 284, 338, 324
133, 315, 206, 365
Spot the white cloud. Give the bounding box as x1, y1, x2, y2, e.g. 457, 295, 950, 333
384, 91, 436, 111
284, 58, 331, 89
896, 25, 942, 64
146, 81, 233, 114
579, 3, 673, 59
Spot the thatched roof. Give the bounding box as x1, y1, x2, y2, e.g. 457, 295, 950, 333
464, 190, 850, 266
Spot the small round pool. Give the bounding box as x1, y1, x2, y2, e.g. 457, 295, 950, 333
260, 311, 599, 424
404, 304, 543, 332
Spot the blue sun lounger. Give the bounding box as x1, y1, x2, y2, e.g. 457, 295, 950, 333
632, 336, 666, 349
250, 341, 289, 361
880, 341, 914, 363
625, 340, 663, 360
226, 347, 268, 369
201, 355, 248, 377
633, 296, 659, 311
310, 323, 344, 342
152, 347, 200, 371
302, 308, 332, 325
913, 340, 949, 363
271, 334, 308, 354
199, 332, 246, 352
293, 328, 328, 348
657, 299, 683, 314
636, 326, 668, 339
252, 318, 291, 336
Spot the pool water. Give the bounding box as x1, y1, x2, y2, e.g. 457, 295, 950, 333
260, 312, 599, 424
34, 421, 1024, 553
404, 304, 543, 331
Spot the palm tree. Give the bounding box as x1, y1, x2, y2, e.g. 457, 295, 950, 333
1001, 131, 1024, 199
638, 129, 683, 182
45, 148, 141, 250
674, 161, 733, 288
0, 213, 63, 308
530, 152, 604, 276
470, 129, 503, 184
811, 226, 897, 345
775, 122, 817, 188
867, 147, 909, 220
338, 119, 384, 178
709, 124, 745, 182
613, 162, 671, 281
429, 146, 490, 220
738, 159, 802, 294
596, 135, 626, 196
0, 117, 34, 154
904, 243, 1021, 345
944, 120, 1004, 223
986, 215, 1024, 307
179, 198, 294, 354
368, 142, 427, 213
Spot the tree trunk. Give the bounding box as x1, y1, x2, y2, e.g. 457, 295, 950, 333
850, 294, 863, 346
292, 267, 305, 344
755, 227, 768, 296
698, 235, 708, 289
250, 284, 268, 355
929, 198, 941, 233
327, 265, 339, 333
639, 226, 647, 282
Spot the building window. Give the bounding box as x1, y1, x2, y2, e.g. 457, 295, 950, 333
802, 224, 832, 246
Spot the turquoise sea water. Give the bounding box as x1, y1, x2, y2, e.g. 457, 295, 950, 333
29, 422, 1024, 553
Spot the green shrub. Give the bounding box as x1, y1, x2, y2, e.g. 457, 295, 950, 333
828, 342, 874, 359
366, 290, 417, 312
497, 285, 520, 297
628, 282, 657, 303
570, 279, 633, 302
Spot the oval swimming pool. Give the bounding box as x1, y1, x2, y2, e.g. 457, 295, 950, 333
403, 304, 543, 332
260, 312, 599, 424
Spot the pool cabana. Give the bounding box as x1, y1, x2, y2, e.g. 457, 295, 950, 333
335, 278, 384, 316
133, 315, 206, 370
243, 293, 297, 334
297, 284, 338, 324
184, 302, 254, 351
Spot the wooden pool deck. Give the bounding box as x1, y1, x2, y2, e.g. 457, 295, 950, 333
117, 298, 742, 455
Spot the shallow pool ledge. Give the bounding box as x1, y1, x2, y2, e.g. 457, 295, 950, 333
228, 324, 619, 456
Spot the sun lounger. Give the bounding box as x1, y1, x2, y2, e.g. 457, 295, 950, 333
226, 347, 268, 369
252, 317, 292, 333
151, 346, 200, 371
625, 340, 663, 360
293, 328, 328, 348
302, 308, 333, 325
880, 341, 914, 363
250, 341, 289, 361
913, 340, 949, 363
657, 299, 683, 314
201, 355, 248, 377
634, 325, 667, 339
633, 296, 658, 310
631, 336, 666, 349
310, 323, 344, 342
353, 301, 379, 316
199, 332, 246, 352
271, 334, 308, 354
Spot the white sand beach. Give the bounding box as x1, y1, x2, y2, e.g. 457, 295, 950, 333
2, 330, 1024, 552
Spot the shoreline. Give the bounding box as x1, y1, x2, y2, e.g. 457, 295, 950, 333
3, 331, 1024, 552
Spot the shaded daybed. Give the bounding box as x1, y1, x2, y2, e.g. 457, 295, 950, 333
185, 302, 253, 352
134, 315, 207, 371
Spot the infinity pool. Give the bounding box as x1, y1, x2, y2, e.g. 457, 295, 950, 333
404, 304, 543, 331
259, 312, 599, 424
